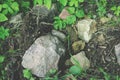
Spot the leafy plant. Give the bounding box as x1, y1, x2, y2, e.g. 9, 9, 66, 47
0, 26, 9, 40
0, 0, 19, 22
111, 6, 120, 16
53, 17, 66, 30
23, 69, 35, 80
0, 55, 6, 80
96, 0, 107, 17
33, 0, 52, 9
69, 65, 82, 75
69, 55, 83, 76
65, 15, 76, 25
99, 68, 110, 80
69, 0, 84, 7
0, 55, 5, 63
0, 13, 8, 22
45, 69, 58, 80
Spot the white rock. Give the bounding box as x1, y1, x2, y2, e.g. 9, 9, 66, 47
22, 34, 65, 77
115, 43, 120, 65
76, 19, 96, 42
70, 51, 90, 70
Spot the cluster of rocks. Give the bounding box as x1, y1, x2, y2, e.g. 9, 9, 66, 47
21, 6, 120, 78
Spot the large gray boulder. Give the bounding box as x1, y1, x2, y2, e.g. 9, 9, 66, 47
21, 30, 66, 77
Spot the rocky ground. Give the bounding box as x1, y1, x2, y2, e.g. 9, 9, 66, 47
0, 5, 120, 80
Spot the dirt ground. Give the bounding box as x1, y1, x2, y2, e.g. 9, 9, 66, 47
1, 6, 120, 80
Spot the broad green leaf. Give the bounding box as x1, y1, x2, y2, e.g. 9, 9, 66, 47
21, 1, 30, 9
69, 65, 82, 75
111, 6, 116, 11
11, 2, 19, 12
59, 0, 68, 6
44, 0, 51, 9
69, 0, 76, 6
0, 4, 2, 11
49, 69, 57, 74
23, 69, 32, 79
30, 77, 35, 80
34, 0, 43, 5
0, 55, 5, 63
75, 9, 85, 18
67, 7, 75, 14
78, 0, 84, 2
0, 13, 8, 22
2, 4, 9, 8
0, 26, 9, 39
8, 7, 14, 14
74, 1, 78, 7
65, 15, 76, 24
2, 9, 8, 15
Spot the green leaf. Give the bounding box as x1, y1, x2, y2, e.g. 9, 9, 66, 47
74, 1, 78, 7
0, 13, 8, 22
8, 7, 14, 14
11, 2, 19, 12
2, 9, 8, 15
0, 26, 9, 39
69, 0, 76, 6
21, 1, 30, 9
0, 4, 2, 11
0, 55, 5, 63
69, 65, 82, 75
65, 15, 76, 24
23, 69, 32, 79
59, 0, 68, 6
34, 0, 43, 5
30, 77, 35, 80
49, 69, 57, 75
44, 0, 51, 9
67, 7, 75, 14
75, 9, 85, 18
78, 0, 84, 2
2, 4, 9, 8
111, 6, 116, 11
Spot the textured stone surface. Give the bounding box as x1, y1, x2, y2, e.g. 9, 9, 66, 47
22, 32, 66, 77
70, 51, 90, 70
72, 40, 85, 53
115, 43, 120, 65
76, 19, 96, 42
59, 8, 70, 19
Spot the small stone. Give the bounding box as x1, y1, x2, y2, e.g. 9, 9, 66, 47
115, 43, 120, 65
76, 19, 97, 42
100, 17, 110, 24
70, 51, 90, 70
52, 30, 66, 42
97, 34, 105, 45
72, 40, 85, 53
66, 27, 78, 42
59, 8, 70, 19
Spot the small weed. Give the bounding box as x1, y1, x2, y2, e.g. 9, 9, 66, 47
111, 6, 120, 16
33, 0, 52, 9
96, 0, 107, 17
23, 69, 35, 80
0, 26, 9, 40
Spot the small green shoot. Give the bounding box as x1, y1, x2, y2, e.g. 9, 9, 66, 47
111, 6, 120, 16
0, 26, 9, 40
33, 0, 52, 9
53, 17, 66, 30
0, 55, 5, 63
23, 69, 35, 80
